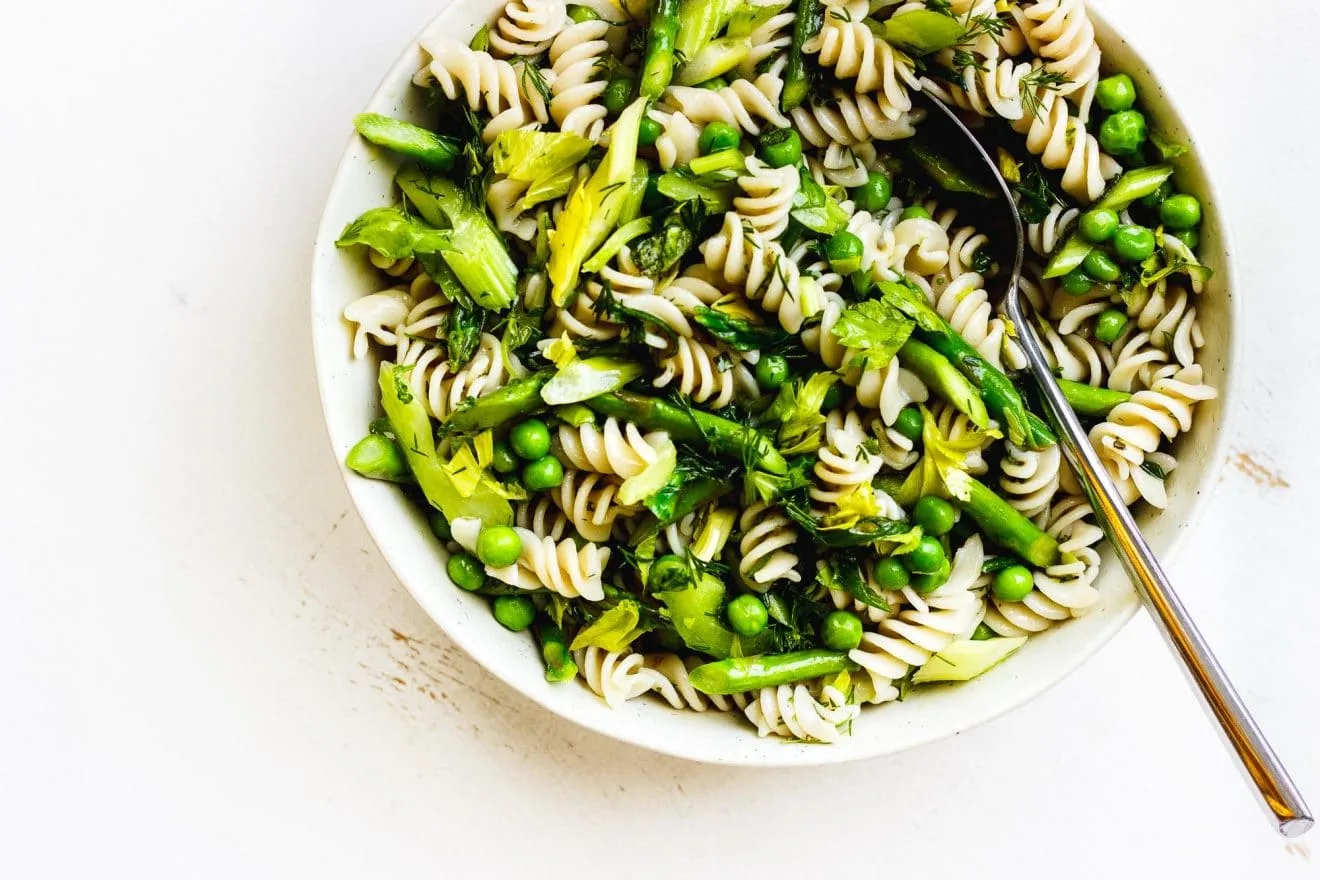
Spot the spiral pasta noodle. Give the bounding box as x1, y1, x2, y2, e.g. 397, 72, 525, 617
999, 441, 1062, 519
514, 497, 572, 543
647, 108, 702, 170
548, 19, 612, 140
791, 89, 923, 147
643, 654, 752, 712
807, 0, 919, 117
743, 683, 859, 743
848, 537, 987, 703
1089, 365, 1216, 508
700, 212, 820, 333
663, 74, 790, 136
733, 156, 800, 240
810, 410, 885, 514
556, 418, 669, 479
576, 646, 671, 708
984, 497, 1103, 636
489, 0, 567, 57
652, 336, 743, 408
1021, 0, 1102, 121
483, 527, 609, 601
1011, 82, 1120, 202
550, 469, 638, 543
1027, 204, 1080, 258
737, 502, 802, 588
398, 332, 520, 421
416, 38, 532, 142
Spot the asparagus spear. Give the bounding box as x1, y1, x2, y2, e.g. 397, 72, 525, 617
897, 339, 990, 430
353, 113, 458, 169
534, 621, 579, 683
955, 475, 1060, 567
879, 281, 1054, 449
781, 0, 823, 111
688, 650, 858, 694
585, 391, 789, 475
1043, 166, 1175, 277
440, 370, 553, 434
640, 0, 681, 99
345, 433, 412, 483
1057, 379, 1132, 419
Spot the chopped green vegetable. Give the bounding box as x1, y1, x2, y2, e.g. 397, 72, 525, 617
831, 299, 916, 369
354, 113, 458, 169
879, 9, 967, 55
676, 36, 751, 86
490, 129, 593, 209
548, 99, 648, 304
570, 600, 646, 652
345, 433, 411, 482
396, 168, 517, 310
911, 637, 1027, 683
766, 372, 838, 455
693, 306, 788, 351
336, 206, 450, 260
688, 649, 857, 694
905, 143, 997, 198
541, 356, 646, 406
379, 363, 512, 525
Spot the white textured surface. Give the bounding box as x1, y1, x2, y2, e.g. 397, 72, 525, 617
0, 0, 1317, 875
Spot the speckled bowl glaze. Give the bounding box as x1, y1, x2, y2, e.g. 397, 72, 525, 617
311, 4, 1238, 764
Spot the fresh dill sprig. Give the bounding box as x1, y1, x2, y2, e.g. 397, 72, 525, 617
1019, 67, 1071, 122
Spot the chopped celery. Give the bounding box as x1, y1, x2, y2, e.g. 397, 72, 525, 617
490, 129, 593, 209
675, 36, 751, 86
396, 168, 517, 310
583, 217, 653, 273
548, 99, 647, 304
618, 437, 677, 505
879, 9, 965, 54
379, 363, 512, 525
541, 356, 645, 405
911, 637, 1028, 683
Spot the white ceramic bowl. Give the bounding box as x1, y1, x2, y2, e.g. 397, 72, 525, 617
311, 4, 1239, 765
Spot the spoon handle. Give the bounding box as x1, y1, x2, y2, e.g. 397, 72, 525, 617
1004, 293, 1313, 838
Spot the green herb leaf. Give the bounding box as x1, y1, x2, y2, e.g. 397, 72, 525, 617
569, 600, 645, 652
830, 299, 915, 368
336, 206, 450, 260
766, 372, 838, 455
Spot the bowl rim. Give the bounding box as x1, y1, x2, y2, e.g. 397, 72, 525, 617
309, 4, 1242, 766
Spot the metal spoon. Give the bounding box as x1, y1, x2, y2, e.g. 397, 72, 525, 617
913, 92, 1312, 838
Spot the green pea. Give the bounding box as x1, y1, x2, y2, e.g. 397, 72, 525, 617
1098, 110, 1147, 156
754, 354, 790, 391
491, 439, 520, 474
1095, 73, 1137, 112
522, 455, 564, 491
1160, 194, 1202, 230
821, 383, 845, 411
509, 419, 551, 460
429, 511, 452, 541
1082, 249, 1121, 283
1079, 208, 1120, 243
821, 611, 864, 651
1060, 267, 1095, 295
698, 121, 740, 155
638, 115, 663, 148
904, 536, 946, 575
493, 594, 536, 632
447, 551, 485, 592
970, 622, 997, 641
477, 525, 523, 567
1173, 228, 1200, 250
912, 496, 957, 537
873, 557, 910, 590
993, 565, 1035, 602
910, 561, 950, 594
649, 554, 689, 591
852, 171, 893, 212
566, 3, 599, 22
1094, 309, 1129, 345
1140, 179, 1174, 210
824, 230, 864, 274
1112, 224, 1156, 262
893, 405, 924, 443
900, 206, 933, 222
699, 76, 729, 91
757, 127, 802, 168
726, 594, 769, 637
603, 77, 634, 117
